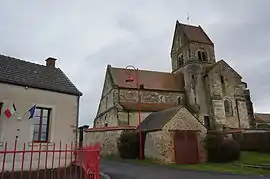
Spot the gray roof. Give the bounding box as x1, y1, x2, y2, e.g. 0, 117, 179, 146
137, 106, 181, 132
0, 54, 82, 96
254, 113, 270, 123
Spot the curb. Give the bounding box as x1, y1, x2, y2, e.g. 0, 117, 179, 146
100, 172, 111, 179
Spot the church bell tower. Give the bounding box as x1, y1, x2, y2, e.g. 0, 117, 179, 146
170, 20, 216, 122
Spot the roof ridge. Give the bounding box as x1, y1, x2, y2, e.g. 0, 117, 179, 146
0, 54, 47, 68
176, 20, 199, 28
111, 66, 174, 75
0, 54, 82, 96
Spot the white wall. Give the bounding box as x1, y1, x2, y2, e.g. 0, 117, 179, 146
0, 83, 79, 171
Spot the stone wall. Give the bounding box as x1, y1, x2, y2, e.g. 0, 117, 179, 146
144, 130, 174, 164
118, 111, 151, 126
119, 89, 184, 104
94, 108, 118, 127
208, 61, 250, 128
84, 127, 135, 156
96, 71, 116, 116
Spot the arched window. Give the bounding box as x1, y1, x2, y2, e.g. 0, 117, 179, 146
197, 51, 202, 61
202, 51, 207, 61
178, 54, 184, 67
224, 99, 233, 116
197, 49, 208, 62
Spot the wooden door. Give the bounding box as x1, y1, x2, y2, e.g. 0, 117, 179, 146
174, 130, 199, 164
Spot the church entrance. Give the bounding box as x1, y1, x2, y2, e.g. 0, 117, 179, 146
173, 130, 199, 164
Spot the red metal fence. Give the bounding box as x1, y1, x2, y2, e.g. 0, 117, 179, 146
0, 140, 100, 179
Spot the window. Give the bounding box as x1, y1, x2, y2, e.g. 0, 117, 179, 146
224, 99, 232, 116
178, 54, 184, 67
220, 76, 224, 84
32, 107, 51, 142
188, 49, 191, 58
197, 51, 202, 61
0, 102, 3, 116
105, 97, 108, 109
197, 50, 208, 62
204, 116, 211, 130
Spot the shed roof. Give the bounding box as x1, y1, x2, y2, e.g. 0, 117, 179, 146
137, 106, 181, 132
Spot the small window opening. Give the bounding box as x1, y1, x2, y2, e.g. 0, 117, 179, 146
224, 99, 233, 116
178, 55, 184, 67
202, 51, 207, 61
197, 51, 202, 61
188, 49, 191, 58
220, 76, 224, 84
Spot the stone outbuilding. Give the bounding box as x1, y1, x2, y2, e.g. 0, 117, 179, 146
138, 106, 207, 164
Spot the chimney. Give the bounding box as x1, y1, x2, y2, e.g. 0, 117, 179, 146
45, 57, 57, 67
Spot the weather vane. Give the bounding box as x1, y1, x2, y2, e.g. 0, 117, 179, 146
187, 13, 190, 25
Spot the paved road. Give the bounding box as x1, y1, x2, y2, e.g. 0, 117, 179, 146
101, 160, 270, 179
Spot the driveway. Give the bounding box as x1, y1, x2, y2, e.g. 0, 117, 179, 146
101, 160, 270, 179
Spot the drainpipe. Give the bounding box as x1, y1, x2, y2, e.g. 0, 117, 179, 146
75, 96, 80, 149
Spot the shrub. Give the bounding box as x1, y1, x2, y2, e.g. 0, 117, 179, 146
204, 131, 224, 162
204, 131, 241, 163
117, 131, 139, 159
218, 138, 241, 162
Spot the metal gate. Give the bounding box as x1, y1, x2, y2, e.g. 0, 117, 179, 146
173, 130, 199, 164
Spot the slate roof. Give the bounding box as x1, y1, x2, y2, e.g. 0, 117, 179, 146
176, 21, 213, 45
120, 102, 177, 112
109, 66, 185, 92
254, 113, 270, 123
0, 54, 82, 96
137, 106, 181, 132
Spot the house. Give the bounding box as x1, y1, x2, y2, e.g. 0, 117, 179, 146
0, 55, 82, 170
85, 21, 256, 163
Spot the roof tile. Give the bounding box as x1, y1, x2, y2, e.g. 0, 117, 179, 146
0, 55, 82, 96
110, 67, 185, 92
177, 22, 213, 45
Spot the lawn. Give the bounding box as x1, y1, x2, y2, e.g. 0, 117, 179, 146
104, 152, 270, 176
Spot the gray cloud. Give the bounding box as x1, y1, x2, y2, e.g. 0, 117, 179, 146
0, 0, 269, 126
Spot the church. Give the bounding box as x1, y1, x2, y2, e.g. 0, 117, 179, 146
93, 21, 255, 131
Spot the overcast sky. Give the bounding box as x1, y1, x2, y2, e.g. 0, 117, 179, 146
0, 0, 269, 126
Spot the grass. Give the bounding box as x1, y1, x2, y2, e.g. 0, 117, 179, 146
103, 152, 270, 176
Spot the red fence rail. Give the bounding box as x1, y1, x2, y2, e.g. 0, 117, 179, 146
0, 140, 100, 179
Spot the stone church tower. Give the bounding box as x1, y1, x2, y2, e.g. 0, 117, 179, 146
170, 21, 252, 129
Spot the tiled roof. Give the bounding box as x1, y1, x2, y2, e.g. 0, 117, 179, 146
110, 66, 185, 92
120, 102, 177, 112
0, 54, 82, 96
137, 106, 181, 132
177, 21, 213, 45
254, 113, 270, 123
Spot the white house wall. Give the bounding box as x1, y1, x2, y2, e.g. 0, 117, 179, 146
0, 83, 79, 171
